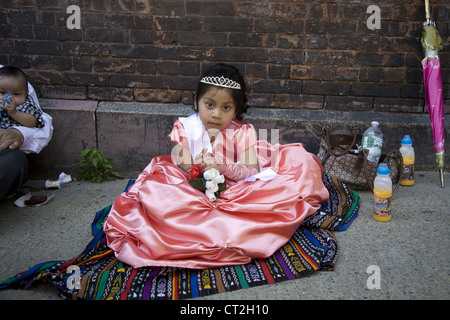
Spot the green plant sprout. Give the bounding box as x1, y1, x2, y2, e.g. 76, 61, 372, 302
75, 148, 121, 183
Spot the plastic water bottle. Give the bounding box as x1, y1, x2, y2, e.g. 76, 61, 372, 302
362, 121, 383, 163
373, 163, 392, 222
399, 135, 415, 186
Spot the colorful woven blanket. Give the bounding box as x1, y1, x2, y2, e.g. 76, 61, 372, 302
0, 174, 359, 300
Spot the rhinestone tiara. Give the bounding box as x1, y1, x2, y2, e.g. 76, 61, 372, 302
200, 76, 241, 90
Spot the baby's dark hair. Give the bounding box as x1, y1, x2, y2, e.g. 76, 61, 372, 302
195, 63, 248, 121
0, 66, 28, 90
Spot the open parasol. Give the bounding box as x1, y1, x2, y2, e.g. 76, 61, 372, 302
421, 0, 445, 188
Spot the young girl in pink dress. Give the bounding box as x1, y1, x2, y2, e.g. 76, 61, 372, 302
104, 63, 329, 269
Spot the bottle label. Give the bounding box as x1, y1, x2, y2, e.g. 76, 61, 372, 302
374, 196, 391, 217
362, 136, 383, 150
401, 164, 414, 181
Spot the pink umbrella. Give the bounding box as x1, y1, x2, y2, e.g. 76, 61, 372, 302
421, 0, 445, 188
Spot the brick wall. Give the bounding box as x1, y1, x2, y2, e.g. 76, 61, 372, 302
0, 0, 449, 114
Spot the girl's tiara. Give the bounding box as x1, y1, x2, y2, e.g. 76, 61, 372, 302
200, 76, 241, 90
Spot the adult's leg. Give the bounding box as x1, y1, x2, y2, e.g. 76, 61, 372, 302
0, 148, 28, 200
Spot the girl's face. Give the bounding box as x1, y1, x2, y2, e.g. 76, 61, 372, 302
196, 87, 236, 131
0, 76, 27, 106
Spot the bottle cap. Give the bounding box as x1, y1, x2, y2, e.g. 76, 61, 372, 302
377, 163, 390, 175
371, 121, 379, 126
401, 135, 412, 145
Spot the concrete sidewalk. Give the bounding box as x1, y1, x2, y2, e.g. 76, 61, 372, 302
0, 171, 448, 300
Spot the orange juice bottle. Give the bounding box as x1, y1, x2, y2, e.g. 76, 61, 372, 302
373, 163, 392, 222
399, 135, 415, 186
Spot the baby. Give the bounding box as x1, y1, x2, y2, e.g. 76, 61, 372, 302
0, 66, 44, 129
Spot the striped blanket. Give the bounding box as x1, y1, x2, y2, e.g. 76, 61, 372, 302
0, 174, 359, 300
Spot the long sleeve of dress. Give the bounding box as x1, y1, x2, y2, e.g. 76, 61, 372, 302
220, 163, 258, 181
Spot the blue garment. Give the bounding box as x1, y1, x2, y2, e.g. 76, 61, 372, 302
0, 148, 28, 200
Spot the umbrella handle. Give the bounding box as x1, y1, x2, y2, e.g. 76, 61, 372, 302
425, 0, 430, 20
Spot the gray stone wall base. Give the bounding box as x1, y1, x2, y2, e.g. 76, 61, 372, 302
28, 99, 450, 180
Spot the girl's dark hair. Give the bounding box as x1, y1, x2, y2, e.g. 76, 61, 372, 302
0, 66, 28, 89
195, 63, 248, 121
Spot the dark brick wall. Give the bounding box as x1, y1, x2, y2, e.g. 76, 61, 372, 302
0, 0, 449, 114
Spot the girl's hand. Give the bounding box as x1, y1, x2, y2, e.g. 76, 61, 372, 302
194, 148, 222, 172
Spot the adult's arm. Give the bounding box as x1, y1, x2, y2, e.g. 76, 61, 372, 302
0, 128, 24, 152
14, 111, 53, 154
12, 80, 53, 154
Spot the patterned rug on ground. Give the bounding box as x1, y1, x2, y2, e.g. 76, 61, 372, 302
0, 173, 359, 300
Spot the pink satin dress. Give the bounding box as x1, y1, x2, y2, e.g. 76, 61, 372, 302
104, 116, 329, 269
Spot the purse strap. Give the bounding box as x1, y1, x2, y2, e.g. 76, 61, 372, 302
323, 126, 360, 157
363, 150, 403, 196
